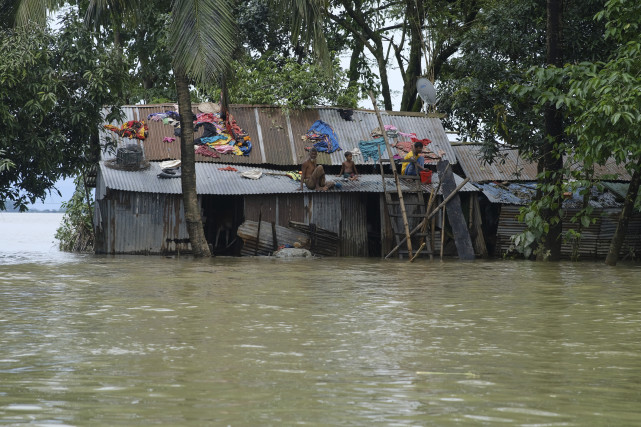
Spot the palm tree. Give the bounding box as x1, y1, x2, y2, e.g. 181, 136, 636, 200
9, 0, 327, 257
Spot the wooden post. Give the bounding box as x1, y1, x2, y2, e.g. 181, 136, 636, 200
255, 210, 262, 255
440, 206, 446, 260
369, 92, 413, 258
437, 160, 475, 260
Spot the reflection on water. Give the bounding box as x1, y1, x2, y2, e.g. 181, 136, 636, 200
1, 213, 641, 425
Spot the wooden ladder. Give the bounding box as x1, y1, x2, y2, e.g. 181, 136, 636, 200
377, 157, 433, 259
369, 92, 430, 259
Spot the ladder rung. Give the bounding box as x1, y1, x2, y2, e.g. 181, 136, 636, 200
386, 201, 424, 205
388, 213, 426, 218
382, 174, 421, 180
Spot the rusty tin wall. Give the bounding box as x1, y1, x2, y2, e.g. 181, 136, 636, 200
495, 205, 641, 259
94, 187, 190, 255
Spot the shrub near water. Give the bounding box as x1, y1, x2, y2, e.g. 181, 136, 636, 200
56, 177, 94, 253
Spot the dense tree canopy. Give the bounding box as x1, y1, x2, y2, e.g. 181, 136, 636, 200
0, 15, 123, 210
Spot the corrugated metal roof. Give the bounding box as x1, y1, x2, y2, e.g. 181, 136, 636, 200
476, 182, 624, 208
101, 104, 456, 167
98, 161, 477, 196
454, 145, 632, 182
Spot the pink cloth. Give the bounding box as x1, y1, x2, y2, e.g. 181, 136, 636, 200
214, 145, 236, 154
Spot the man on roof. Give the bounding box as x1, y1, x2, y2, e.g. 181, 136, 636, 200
300, 147, 335, 191
401, 141, 426, 176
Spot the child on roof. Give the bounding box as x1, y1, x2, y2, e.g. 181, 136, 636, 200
337, 151, 359, 181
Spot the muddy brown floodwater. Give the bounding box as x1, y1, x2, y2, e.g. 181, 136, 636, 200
1, 212, 641, 425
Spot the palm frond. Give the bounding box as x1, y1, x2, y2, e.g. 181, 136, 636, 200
169, 0, 237, 85
273, 0, 329, 64
7, 0, 67, 27
14, 0, 47, 27
85, 0, 141, 29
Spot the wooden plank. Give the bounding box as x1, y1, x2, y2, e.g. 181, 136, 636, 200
437, 160, 475, 260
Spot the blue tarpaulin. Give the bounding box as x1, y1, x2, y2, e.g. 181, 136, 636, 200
305, 120, 341, 153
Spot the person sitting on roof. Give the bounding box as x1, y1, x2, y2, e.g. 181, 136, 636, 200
401, 141, 426, 176
300, 147, 335, 191
337, 151, 359, 181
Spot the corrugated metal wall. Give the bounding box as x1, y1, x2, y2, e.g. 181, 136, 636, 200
495, 205, 641, 259
339, 193, 369, 256
94, 190, 190, 255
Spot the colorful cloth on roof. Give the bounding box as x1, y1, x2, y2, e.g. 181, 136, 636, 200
194, 145, 220, 158
103, 121, 149, 140
202, 135, 231, 145
286, 171, 301, 182
304, 120, 341, 153
147, 111, 180, 122
218, 166, 238, 171
358, 137, 386, 162
411, 137, 432, 146
213, 145, 238, 155
398, 131, 416, 138
196, 112, 252, 156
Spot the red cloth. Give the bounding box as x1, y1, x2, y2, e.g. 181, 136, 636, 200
410, 137, 432, 146
218, 166, 238, 171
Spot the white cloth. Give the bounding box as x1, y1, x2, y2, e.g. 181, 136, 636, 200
160, 159, 181, 169
241, 169, 262, 180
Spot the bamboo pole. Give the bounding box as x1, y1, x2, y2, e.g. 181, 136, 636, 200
369, 92, 413, 257
385, 177, 470, 259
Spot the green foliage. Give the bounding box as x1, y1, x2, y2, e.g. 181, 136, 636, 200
0, 15, 124, 211
55, 175, 94, 252
440, 0, 613, 159
222, 54, 359, 109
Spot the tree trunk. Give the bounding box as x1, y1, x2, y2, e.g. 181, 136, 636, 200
175, 70, 211, 257
347, 38, 363, 91
400, 0, 424, 112
374, 44, 393, 111
539, 0, 564, 261
605, 157, 641, 266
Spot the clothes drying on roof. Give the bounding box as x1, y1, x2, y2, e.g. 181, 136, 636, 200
218, 166, 238, 171
193, 122, 218, 145
303, 120, 341, 153
394, 140, 441, 161
241, 169, 262, 180
147, 111, 180, 122
202, 135, 232, 145
411, 136, 432, 146
358, 137, 386, 163
194, 145, 220, 158
160, 159, 181, 169
213, 145, 240, 155
104, 120, 149, 140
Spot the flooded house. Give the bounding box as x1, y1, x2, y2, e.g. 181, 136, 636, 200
453, 144, 641, 259
92, 103, 478, 257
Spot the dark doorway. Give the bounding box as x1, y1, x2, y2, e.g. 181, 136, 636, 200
201, 195, 244, 255
366, 194, 382, 257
